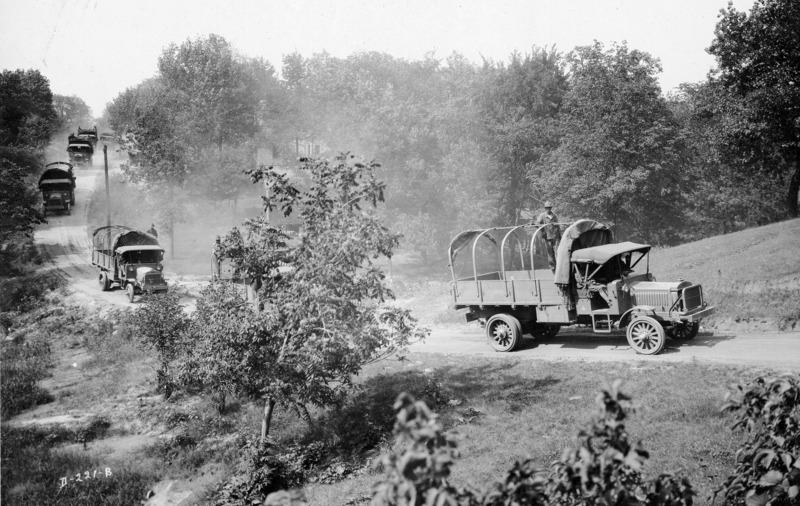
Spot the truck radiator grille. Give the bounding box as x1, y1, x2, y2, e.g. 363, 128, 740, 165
682, 285, 704, 311
632, 290, 672, 309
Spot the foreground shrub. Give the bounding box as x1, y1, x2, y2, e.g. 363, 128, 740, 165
372, 381, 694, 505
0, 336, 52, 419
715, 374, 800, 506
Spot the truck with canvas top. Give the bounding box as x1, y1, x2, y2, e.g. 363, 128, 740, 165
77, 125, 98, 147
92, 225, 168, 302
448, 219, 715, 355
67, 134, 94, 167
38, 162, 76, 216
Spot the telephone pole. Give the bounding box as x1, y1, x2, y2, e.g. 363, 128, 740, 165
104, 145, 111, 227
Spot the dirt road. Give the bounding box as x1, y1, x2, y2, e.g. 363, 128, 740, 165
412, 324, 800, 372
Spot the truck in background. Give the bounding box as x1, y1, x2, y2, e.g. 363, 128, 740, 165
67, 134, 94, 167
38, 162, 76, 216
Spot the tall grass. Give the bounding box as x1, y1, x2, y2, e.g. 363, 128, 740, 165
0, 424, 159, 506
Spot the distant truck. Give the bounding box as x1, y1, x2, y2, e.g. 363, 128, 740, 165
38, 162, 76, 216
77, 126, 98, 147
448, 219, 715, 355
92, 225, 169, 303
67, 134, 94, 167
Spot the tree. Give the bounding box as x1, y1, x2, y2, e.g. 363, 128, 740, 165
52, 94, 93, 134
533, 42, 687, 243
478, 48, 568, 225
130, 292, 190, 398
670, 82, 786, 237
0, 69, 57, 148
186, 154, 428, 444
708, 0, 800, 217
0, 159, 44, 241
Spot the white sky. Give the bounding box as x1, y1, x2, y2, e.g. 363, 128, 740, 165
1, 0, 755, 117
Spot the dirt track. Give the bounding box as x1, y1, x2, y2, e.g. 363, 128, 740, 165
412, 324, 800, 372
35, 160, 800, 373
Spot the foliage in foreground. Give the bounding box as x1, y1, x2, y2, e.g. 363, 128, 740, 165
372, 381, 694, 506
715, 375, 800, 506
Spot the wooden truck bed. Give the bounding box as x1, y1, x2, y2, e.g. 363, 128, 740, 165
452, 269, 563, 308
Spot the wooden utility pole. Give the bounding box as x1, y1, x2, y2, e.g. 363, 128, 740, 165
104, 145, 111, 227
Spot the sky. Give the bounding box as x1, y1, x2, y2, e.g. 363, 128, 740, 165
1, 0, 756, 117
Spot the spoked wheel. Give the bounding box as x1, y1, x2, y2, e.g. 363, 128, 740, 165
626, 316, 666, 355
486, 314, 522, 352
666, 321, 700, 340
126, 283, 136, 303
98, 272, 110, 292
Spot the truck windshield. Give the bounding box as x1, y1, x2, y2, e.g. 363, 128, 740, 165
123, 250, 163, 263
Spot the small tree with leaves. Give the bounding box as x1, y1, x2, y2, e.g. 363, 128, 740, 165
130, 292, 190, 398
189, 154, 428, 445
715, 374, 800, 506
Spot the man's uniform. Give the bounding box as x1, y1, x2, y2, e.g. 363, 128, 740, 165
535, 205, 560, 271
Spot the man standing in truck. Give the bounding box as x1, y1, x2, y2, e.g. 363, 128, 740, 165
535, 201, 560, 272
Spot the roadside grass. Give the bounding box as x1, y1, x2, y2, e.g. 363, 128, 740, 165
0, 423, 159, 506
1, 334, 53, 420
302, 354, 761, 506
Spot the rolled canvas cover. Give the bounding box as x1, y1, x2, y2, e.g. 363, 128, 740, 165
553, 220, 613, 285
93, 225, 160, 251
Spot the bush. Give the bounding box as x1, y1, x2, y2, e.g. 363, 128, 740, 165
0, 336, 53, 419
715, 374, 800, 506
372, 381, 695, 505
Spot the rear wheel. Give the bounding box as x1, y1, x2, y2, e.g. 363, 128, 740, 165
486, 314, 522, 352
626, 316, 665, 355
667, 321, 700, 340
126, 283, 135, 303
98, 272, 110, 292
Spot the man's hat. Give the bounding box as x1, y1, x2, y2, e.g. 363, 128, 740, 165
544, 201, 553, 208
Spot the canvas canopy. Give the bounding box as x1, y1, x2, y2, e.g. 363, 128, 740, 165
93, 225, 160, 251
38, 168, 75, 188
553, 220, 614, 285
116, 245, 164, 254
571, 241, 651, 264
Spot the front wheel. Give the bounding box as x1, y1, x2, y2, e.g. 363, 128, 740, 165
626, 316, 665, 355
126, 283, 135, 303
486, 314, 522, 352
666, 321, 700, 340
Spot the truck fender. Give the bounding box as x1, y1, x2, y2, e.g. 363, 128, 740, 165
616, 306, 658, 330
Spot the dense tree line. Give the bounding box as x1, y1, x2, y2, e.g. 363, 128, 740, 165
0, 69, 55, 241
105, 0, 797, 259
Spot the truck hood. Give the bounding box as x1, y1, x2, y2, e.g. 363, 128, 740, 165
628, 280, 692, 291
136, 266, 164, 285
